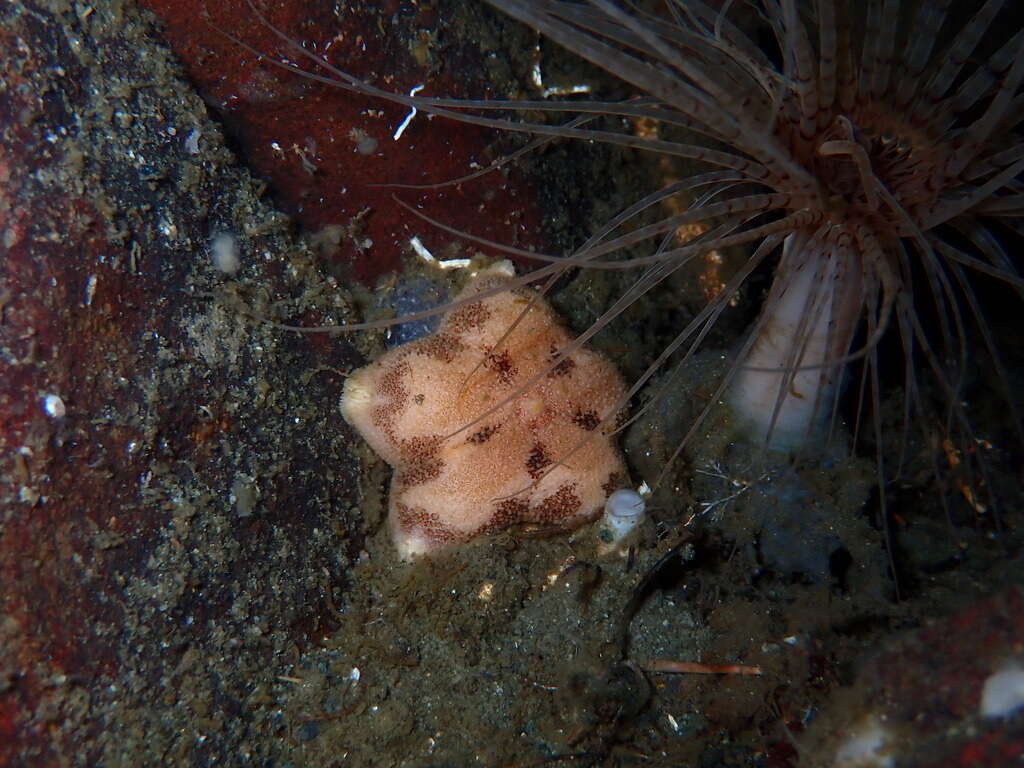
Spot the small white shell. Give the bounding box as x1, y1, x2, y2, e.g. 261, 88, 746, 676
210, 232, 240, 275
980, 661, 1024, 719
42, 393, 66, 419
597, 488, 646, 553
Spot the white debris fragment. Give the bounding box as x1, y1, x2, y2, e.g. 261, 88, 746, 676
83, 274, 97, 307
410, 235, 435, 263
833, 718, 893, 768
597, 487, 647, 555
211, 232, 241, 275
980, 660, 1024, 719
409, 236, 471, 270
544, 82, 592, 98
185, 128, 201, 154
42, 393, 65, 419
393, 85, 425, 141
348, 127, 378, 156
530, 45, 592, 97
602, 489, 646, 535
231, 475, 259, 518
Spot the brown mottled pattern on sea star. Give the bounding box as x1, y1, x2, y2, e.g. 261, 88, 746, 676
484, 348, 517, 384
525, 442, 552, 479
466, 423, 502, 444
397, 435, 445, 488
480, 497, 531, 534
602, 472, 627, 497
370, 359, 412, 440
377, 359, 411, 401
415, 332, 464, 363
535, 484, 582, 523
447, 301, 491, 333
395, 502, 460, 545
572, 407, 601, 431
546, 344, 576, 378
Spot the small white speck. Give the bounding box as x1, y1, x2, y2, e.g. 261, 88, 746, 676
42, 394, 65, 418
83, 274, 97, 307
211, 232, 241, 275
184, 128, 201, 154
159, 219, 178, 239
666, 713, 679, 733
980, 660, 1024, 718
349, 667, 360, 683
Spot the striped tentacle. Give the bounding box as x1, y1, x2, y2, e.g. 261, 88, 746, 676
868, 0, 901, 102
913, 0, 1006, 124
856, 0, 884, 104
945, 34, 1024, 178
947, 28, 1024, 119
589, 0, 814, 187
669, 0, 784, 106
499, 0, 819, 197
562, 4, 779, 126
832, 0, 858, 112
815, 0, 839, 127
891, 0, 954, 109
781, 0, 819, 146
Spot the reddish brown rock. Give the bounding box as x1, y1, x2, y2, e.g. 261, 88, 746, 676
140, 0, 547, 283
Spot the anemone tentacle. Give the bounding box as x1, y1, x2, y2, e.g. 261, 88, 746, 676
235, 0, 1022, 522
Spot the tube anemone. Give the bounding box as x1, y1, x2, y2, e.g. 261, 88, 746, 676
490, 0, 1024, 473
728, 226, 866, 451
233, 0, 1023, 515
